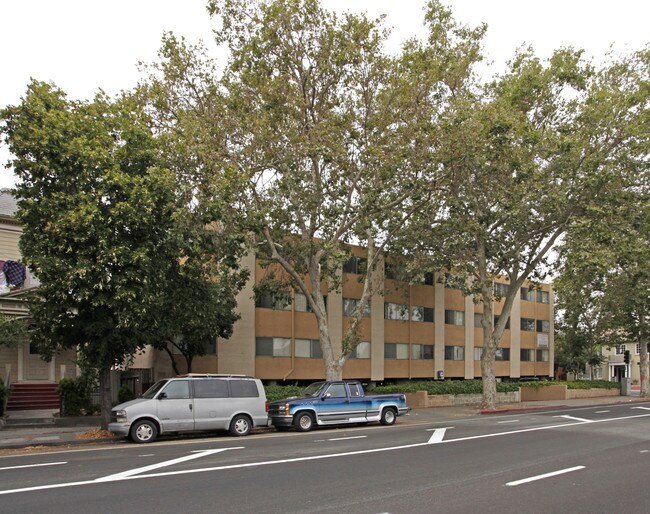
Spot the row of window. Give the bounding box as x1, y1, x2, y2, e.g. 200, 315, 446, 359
257, 294, 550, 332
255, 337, 549, 362
615, 343, 650, 355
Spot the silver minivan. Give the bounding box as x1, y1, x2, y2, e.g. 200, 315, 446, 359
108, 374, 269, 443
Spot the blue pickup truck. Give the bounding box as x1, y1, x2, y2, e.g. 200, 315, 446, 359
268, 380, 409, 432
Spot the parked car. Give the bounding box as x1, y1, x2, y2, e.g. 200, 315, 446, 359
268, 380, 409, 432
109, 374, 269, 443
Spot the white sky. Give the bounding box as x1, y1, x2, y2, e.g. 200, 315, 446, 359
1, 0, 648, 188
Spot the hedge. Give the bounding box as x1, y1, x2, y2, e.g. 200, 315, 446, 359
263, 379, 619, 401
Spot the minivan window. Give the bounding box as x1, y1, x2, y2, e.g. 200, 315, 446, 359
194, 379, 229, 398
230, 379, 259, 398
142, 380, 168, 399
161, 380, 190, 399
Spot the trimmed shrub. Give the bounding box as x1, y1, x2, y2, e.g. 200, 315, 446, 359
265, 385, 304, 402
0, 377, 5, 416
118, 384, 136, 404
57, 376, 98, 416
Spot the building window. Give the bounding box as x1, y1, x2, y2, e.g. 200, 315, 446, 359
474, 313, 484, 328
520, 348, 534, 362
424, 272, 434, 285
615, 344, 626, 355
474, 347, 483, 360
294, 293, 312, 312
255, 291, 291, 310
411, 306, 434, 323
494, 314, 510, 330
255, 337, 291, 357
412, 344, 434, 360
536, 349, 549, 362
385, 342, 409, 359
445, 310, 465, 326
636, 343, 641, 355
536, 320, 550, 333
444, 345, 464, 360
295, 339, 322, 358
350, 341, 371, 359
537, 290, 550, 304
343, 256, 367, 274
495, 348, 510, 361
520, 287, 535, 301
521, 318, 535, 331
343, 298, 371, 317
385, 302, 409, 321
494, 282, 510, 297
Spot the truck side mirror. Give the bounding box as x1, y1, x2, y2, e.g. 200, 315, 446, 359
322, 393, 331, 400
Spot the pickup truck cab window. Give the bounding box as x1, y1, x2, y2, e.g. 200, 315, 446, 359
325, 383, 347, 398
348, 383, 361, 397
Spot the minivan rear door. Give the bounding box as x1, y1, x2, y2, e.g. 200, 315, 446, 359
156, 379, 194, 432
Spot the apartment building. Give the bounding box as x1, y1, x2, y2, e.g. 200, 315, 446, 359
145, 248, 554, 384
598, 343, 648, 383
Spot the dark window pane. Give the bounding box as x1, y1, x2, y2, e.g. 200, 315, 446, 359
193, 379, 229, 398
255, 337, 273, 356
385, 343, 397, 359
422, 345, 434, 359
423, 307, 434, 323
229, 380, 259, 398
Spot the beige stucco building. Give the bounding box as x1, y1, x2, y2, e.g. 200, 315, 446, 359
139, 248, 554, 385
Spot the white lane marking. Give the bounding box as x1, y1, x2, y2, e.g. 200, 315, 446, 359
595, 411, 609, 414
0, 462, 67, 472
138, 454, 155, 458
554, 415, 593, 423
427, 428, 448, 444
632, 407, 650, 411
327, 436, 367, 441
33, 437, 61, 442
94, 448, 243, 482
2, 412, 650, 496
498, 420, 519, 424
640, 450, 649, 453
506, 466, 585, 486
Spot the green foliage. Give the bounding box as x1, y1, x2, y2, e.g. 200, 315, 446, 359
57, 376, 99, 416
264, 384, 304, 402
0, 314, 27, 349
367, 379, 619, 395
117, 384, 136, 404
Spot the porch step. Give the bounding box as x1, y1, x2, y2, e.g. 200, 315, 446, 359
6, 383, 60, 411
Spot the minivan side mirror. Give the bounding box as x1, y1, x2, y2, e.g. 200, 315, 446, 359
158, 392, 167, 400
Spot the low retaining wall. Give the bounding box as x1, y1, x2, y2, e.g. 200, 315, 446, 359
567, 388, 620, 399
405, 390, 520, 409
405, 386, 620, 408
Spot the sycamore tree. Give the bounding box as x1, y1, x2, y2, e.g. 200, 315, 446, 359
142, 0, 483, 380
395, 43, 649, 408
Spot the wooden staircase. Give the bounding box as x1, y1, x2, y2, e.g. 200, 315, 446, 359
6, 383, 60, 411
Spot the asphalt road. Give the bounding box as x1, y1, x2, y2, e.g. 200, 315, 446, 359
1, 401, 649, 513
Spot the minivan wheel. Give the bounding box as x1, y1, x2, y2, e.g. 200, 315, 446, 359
130, 419, 158, 443
294, 412, 315, 432
229, 414, 252, 437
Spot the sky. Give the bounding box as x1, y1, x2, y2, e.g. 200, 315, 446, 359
1, 0, 648, 188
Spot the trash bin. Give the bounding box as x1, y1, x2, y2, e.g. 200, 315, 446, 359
437, 370, 444, 380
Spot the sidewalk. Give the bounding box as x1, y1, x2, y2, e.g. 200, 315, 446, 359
0, 394, 646, 451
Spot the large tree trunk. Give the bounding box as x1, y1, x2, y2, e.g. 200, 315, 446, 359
99, 366, 112, 431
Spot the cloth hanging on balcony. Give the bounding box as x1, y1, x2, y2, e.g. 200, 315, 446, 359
3, 260, 26, 288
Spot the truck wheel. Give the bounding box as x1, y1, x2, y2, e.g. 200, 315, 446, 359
229, 414, 252, 436
294, 412, 315, 432
130, 419, 158, 443
380, 407, 397, 426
